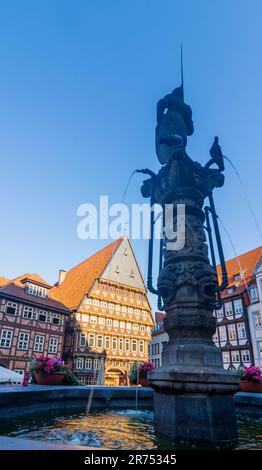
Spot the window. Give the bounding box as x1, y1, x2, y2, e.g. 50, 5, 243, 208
119, 338, 123, 350
254, 311, 262, 328
38, 310, 47, 322
85, 358, 92, 369
224, 302, 233, 316
79, 333, 86, 346
237, 322, 246, 339
142, 311, 147, 318
233, 299, 243, 314
128, 307, 133, 314
213, 329, 219, 342
105, 336, 110, 349
34, 335, 44, 352
23, 306, 34, 319
97, 335, 103, 348
250, 286, 258, 301
101, 301, 108, 308
219, 325, 227, 341
93, 359, 100, 370
139, 340, 144, 353
242, 350, 250, 362
106, 318, 112, 327
82, 314, 89, 323
98, 317, 105, 325
120, 321, 125, 329
133, 324, 139, 331
52, 314, 60, 325
115, 304, 121, 312
76, 357, 84, 369
38, 287, 47, 298
90, 316, 97, 324
28, 283, 37, 295
222, 351, 230, 363
125, 338, 130, 351
231, 351, 240, 362
92, 299, 99, 307
126, 322, 131, 330
48, 337, 58, 353
132, 339, 137, 352
88, 334, 95, 347
28, 283, 47, 298
18, 332, 30, 350
228, 324, 237, 340
108, 303, 114, 310
5, 302, 18, 316
0, 329, 13, 348
122, 306, 127, 313
140, 325, 146, 332
112, 337, 117, 350
84, 298, 92, 305
216, 308, 224, 319
258, 341, 262, 358
113, 320, 118, 328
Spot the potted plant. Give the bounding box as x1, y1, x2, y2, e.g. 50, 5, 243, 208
239, 366, 262, 393
30, 356, 66, 385
138, 361, 155, 387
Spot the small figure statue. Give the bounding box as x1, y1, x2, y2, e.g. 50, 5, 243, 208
205, 136, 225, 172
155, 85, 194, 165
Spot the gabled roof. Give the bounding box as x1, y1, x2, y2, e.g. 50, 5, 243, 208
0, 277, 10, 287
217, 246, 262, 287
50, 238, 123, 310
0, 273, 71, 314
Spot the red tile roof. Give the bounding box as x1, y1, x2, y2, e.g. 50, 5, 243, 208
217, 246, 262, 299
217, 246, 262, 285
0, 273, 71, 314
50, 238, 123, 310
0, 277, 10, 287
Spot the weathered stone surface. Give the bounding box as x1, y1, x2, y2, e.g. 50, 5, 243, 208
142, 88, 239, 443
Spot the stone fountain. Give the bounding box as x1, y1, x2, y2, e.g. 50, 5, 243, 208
140, 81, 239, 443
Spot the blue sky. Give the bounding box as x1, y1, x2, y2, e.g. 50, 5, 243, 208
0, 0, 261, 308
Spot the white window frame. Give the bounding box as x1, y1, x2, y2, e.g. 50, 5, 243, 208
48, 337, 58, 353
233, 299, 243, 314
5, 302, 18, 316
76, 357, 84, 369
105, 336, 110, 349
85, 358, 92, 369
79, 333, 86, 347
0, 329, 13, 348
18, 332, 30, 351
34, 334, 45, 352
88, 334, 95, 347
237, 322, 247, 339
23, 306, 34, 319
97, 335, 103, 348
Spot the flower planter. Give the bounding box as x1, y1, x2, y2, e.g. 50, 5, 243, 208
34, 372, 66, 386
139, 377, 149, 387
239, 380, 262, 393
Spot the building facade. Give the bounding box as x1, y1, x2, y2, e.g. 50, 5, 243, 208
51, 237, 154, 386
149, 312, 168, 368
0, 274, 71, 377
214, 246, 262, 370
247, 257, 262, 367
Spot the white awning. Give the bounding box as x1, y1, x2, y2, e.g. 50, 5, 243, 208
0, 366, 23, 383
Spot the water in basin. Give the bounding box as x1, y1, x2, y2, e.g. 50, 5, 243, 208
0, 409, 261, 450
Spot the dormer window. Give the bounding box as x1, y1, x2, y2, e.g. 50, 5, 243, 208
27, 283, 47, 298
234, 274, 241, 281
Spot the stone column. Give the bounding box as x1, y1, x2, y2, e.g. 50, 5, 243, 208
142, 153, 239, 443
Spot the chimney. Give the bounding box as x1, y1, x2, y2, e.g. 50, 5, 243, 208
58, 269, 66, 286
